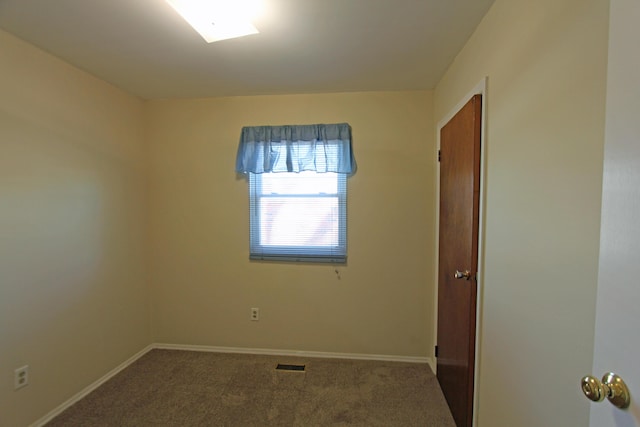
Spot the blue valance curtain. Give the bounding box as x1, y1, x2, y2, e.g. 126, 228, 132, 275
235, 123, 356, 174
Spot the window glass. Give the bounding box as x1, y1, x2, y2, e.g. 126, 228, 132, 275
249, 171, 347, 263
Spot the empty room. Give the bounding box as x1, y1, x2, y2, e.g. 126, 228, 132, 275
1, 0, 638, 426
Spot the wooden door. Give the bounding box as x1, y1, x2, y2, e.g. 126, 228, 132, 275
437, 94, 482, 427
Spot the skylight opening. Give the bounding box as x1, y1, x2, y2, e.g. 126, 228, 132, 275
166, 0, 263, 43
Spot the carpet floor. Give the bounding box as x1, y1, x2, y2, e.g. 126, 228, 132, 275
46, 349, 456, 426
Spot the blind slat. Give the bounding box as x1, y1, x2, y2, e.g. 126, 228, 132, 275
249, 172, 347, 263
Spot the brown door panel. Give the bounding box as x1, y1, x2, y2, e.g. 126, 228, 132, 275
437, 94, 482, 427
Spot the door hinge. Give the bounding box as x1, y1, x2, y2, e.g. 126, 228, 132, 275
435, 345, 439, 358
438, 150, 441, 162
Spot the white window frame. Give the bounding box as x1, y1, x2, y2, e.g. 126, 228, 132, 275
248, 172, 347, 263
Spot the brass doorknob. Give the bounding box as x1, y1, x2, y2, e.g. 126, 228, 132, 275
581, 376, 605, 402
454, 270, 471, 280
580, 372, 630, 409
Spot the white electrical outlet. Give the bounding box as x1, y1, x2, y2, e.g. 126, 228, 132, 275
251, 307, 259, 321
14, 365, 29, 390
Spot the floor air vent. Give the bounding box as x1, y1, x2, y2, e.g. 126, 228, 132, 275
275, 363, 305, 371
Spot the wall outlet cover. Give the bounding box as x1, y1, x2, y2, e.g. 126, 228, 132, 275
14, 365, 29, 390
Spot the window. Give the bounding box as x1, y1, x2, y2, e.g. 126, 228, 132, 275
249, 171, 347, 262
235, 123, 355, 263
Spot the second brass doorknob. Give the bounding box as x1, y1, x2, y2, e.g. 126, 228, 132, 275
580, 372, 630, 409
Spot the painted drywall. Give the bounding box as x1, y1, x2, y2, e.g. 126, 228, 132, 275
146, 91, 436, 358
434, 0, 608, 426
590, 0, 640, 425
0, 30, 151, 426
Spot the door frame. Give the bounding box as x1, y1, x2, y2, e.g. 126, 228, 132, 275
434, 77, 488, 427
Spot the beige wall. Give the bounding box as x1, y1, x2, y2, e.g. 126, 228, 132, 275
434, 0, 609, 426
0, 30, 151, 426
146, 91, 436, 358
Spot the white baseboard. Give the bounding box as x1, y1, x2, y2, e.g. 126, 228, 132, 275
30, 344, 154, 427
154, 343, 434, 369
30, 343, 434, 426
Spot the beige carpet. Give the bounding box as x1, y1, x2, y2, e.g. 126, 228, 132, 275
46, 349, 455, 426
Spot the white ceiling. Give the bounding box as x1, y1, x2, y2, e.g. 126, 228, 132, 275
0, 0, 494, 99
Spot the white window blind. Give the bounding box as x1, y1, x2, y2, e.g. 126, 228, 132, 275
249, 171, 347, 263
